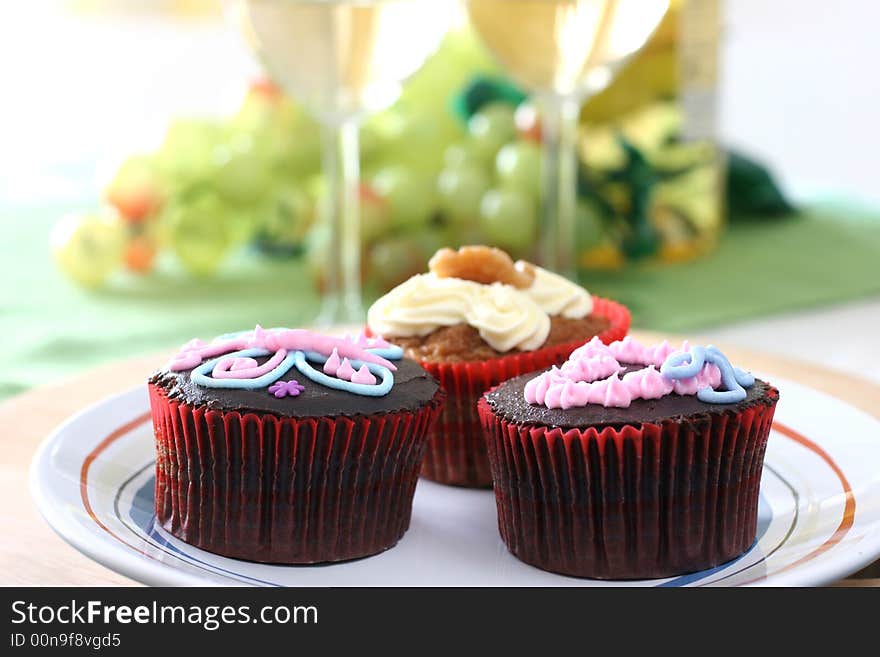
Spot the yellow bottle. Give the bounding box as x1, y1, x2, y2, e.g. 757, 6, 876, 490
579, 0, 724, 268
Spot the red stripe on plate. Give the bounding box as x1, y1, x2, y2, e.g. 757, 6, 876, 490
79, 412, 153, 561
739, 421, 856, 584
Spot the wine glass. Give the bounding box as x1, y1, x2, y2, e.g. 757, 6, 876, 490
466, 0, 669, 277
232, 0, 453, 325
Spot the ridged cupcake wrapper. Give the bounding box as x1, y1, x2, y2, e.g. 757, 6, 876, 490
418, 296, 631, 487
477, 388, 779, 580
148, 383, 444, 564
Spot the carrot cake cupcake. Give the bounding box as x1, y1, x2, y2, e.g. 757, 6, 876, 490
367, 245, 629, 487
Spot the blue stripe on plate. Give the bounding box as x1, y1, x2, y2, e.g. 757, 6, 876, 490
125, 468, 282, 587
118, 462, 796, 588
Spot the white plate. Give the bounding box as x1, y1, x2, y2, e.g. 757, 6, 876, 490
30, 376, 880, 586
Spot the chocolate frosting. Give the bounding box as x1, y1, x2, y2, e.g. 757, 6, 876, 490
484, 365, 777, 429
150, 356, 440, 419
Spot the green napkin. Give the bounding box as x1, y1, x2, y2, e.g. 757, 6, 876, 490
584, 202, 880, 331
3, 199, 880, 400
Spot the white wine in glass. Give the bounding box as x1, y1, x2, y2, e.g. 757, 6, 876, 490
235, 0, 452, 324
467, 0, 669, 276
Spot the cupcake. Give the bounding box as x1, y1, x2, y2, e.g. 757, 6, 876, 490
148, 326, 444, 564
367, 245, 630, 487
478, 336, 779, 579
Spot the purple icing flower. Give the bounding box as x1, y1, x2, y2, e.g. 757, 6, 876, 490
268, 380, 305, 398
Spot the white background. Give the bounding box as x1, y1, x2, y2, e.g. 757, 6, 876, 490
714, 0, 880, 380
720, 0, 880, 204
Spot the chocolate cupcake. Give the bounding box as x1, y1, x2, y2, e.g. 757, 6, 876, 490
367, 246, 630, 488
148, 326, 444, 564
478, 336, 779, 579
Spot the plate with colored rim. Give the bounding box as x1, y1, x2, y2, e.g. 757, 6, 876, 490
30, 376, 880, 587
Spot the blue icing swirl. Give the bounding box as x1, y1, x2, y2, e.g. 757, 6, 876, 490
190, 337, 403, 397
297, 351, 394, 397
363, 344, 404, 361
191, 348, 297, 389
660, 345, 755, 404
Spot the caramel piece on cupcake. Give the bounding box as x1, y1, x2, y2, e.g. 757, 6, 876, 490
428, 245, 535, 289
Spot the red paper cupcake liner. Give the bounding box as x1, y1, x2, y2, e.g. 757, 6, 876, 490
148, 383, 444, 564
477, 387, 779, 580
416, 296, 630, 487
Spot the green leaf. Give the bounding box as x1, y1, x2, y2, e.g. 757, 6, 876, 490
450, 75, 527, 123
726, 150, 797, 219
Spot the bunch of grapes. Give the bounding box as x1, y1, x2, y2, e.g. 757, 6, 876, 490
346, 101, 542, 293
51, 19, 719, 291
51, 79, 325, 287
50, 26, 616, 292
51, 27, 502, 290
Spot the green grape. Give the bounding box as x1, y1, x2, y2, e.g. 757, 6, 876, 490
468, 102, 517, 162
368, 237, 426, 292
105, 155, 165, 223
222, 208, 263, 246
577, 199, 605, 251
50, 212, 125, 288
371, 167, 435, 228
357, 112, 389, 165
261, 182, 314, 248
303, 220, 332, 290
212, 138, 271, 206
364, 110, 455, 176
399, 26, 498, 114
413, 227, 449, 262
162, 194, 233, 277
440, 221, 485, 250
436, 165, 490, 224
495, 141, 542, 200
231, 80, 285, 134
309, 181, 392, 246
443, 141, 488, 170
359, 184, 393, 244
272, 108, 321, 176
514, 102, 542, 142
303, 174, 327, 204
231, 86, 320, 176
479, 187, 537, 252
157, 118, 224, 187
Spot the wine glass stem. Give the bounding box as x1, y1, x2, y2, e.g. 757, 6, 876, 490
538, 95, 580, 279
317, 118, 364, 326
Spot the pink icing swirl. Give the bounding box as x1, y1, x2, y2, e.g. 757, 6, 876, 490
169, 326, 397, 374
524, 337, 722, 409
212, 349, 288, 379
337, 358, 356, 381
568, 336, 613, 361
622, 365, 675, 400
169, 339, 248, 372
351, 364, 377, 385
318, 348, 378, 384
323, 348, 342, 375
559, 353, 621, 382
